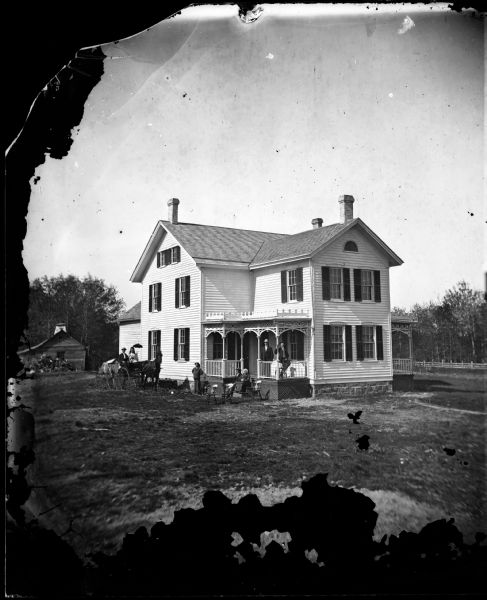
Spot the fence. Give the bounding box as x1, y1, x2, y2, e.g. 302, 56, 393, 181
414, 361, 487, 371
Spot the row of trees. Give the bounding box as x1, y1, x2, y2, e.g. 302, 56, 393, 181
393, 281, 487, 364
25, 275, 125, 367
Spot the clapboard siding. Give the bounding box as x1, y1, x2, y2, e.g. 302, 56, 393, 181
119, 321, 142, 354
253, 260, 312, 312
202, 268, 252, 313
312, 227, 392, 383
140, 229, 201, 380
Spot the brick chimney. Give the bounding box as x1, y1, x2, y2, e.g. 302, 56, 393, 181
339, 195, 355, 223
312, 218, 323, 229
168, 198, 180, 224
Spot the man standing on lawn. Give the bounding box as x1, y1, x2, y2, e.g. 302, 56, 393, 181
192, 362, 205, 394
154, 350, 162, 388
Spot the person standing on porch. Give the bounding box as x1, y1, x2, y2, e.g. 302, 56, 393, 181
262, 339, 274, 362
276, 342, 290, 377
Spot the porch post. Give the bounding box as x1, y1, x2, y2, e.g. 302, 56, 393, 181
257, 332, 261, 378
204, 330, 208, 374
222, 333, 226, 378
240, 332, 244, 371
408, 326, 413, 374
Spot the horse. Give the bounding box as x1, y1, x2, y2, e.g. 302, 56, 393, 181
98, 359, 127, 388
141, 360, 161, 389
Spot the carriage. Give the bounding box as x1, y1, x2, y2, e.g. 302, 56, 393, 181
95, 358, 161, 391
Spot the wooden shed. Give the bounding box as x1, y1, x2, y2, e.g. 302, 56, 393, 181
18, 323, 86, 370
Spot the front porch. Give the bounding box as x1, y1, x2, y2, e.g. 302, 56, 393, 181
203, 309, 312, 397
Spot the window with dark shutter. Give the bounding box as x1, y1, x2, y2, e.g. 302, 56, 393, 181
156, 283, 162, 311
174, 246, 181, 263
185, 276, 191, 307
343, 269, 351, 301
281, 271, 287, 303
374, 271, 381, 302
345, 325, 353, 361
184, 328, 190, 361
323, 325, 332, 362
354, 269, 362, 302
157, 252, 161, 268
175, 278, 180, 308
376, 325, 384, 360
322, 266, 330, 300
149, 284, 153, 312
356, 325, 364, 361
173, 329, 178, 361
296, 268, 303, 301
148, 331, 152, 360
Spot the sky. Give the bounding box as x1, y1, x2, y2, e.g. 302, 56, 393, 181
22, 3, 484, 312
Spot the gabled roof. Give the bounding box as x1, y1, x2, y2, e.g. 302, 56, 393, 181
130, 220, 287, 282
130, 216, 403, 282
18, 330, 84, 354
119, 301, 141, 323
250, 222, 349, 266
250, 218, 403, 268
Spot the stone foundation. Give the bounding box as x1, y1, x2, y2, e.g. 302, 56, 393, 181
312, 380, 392, 398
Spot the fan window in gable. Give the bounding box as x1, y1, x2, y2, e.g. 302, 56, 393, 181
344, 240, 358, 252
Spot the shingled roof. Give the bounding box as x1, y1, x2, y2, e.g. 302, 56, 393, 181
131, 210, 402, 282
162, 221, 286, 263
250, 221, 350, 267
119, 301, 141, 322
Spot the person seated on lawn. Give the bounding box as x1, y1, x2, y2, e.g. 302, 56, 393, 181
240, 368, 251, 393
192, 362, 205, 394
128, 346, 138, 363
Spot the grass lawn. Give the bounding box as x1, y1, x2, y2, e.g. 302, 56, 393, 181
22, 370, 486, 561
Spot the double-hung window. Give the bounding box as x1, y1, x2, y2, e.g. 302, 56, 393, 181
356, 325, 384, 361
362, 325, 375, 358
157, 246, 181, 268
322, 267, 351, 301
353, 269, 381, 302
331, 326, 344, 360
323, 325, 353, 361
330, 268, 343, 300
149, 283, 162, 312
173, 328, 190, 361
175, 276, 190, 308
281, 267, 303, 303
361, 270, 373, 301
148, 330, 161, 360
288, 269, 297, 301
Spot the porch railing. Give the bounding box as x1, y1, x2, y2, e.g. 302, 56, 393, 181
205, 359, 242, 378
206, 359, 309, 379
393, 358, 413, 374
206, 360, 222, 377
259, 360, 308, 379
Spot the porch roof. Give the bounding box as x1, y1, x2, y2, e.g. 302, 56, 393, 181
203, 309, 311, 324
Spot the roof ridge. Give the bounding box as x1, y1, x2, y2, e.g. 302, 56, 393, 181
161, 220, 288, 237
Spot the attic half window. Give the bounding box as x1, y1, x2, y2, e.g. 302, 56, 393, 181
344, 240, 358, 252
281, 267, 303, 303
157, 246, 181, 268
